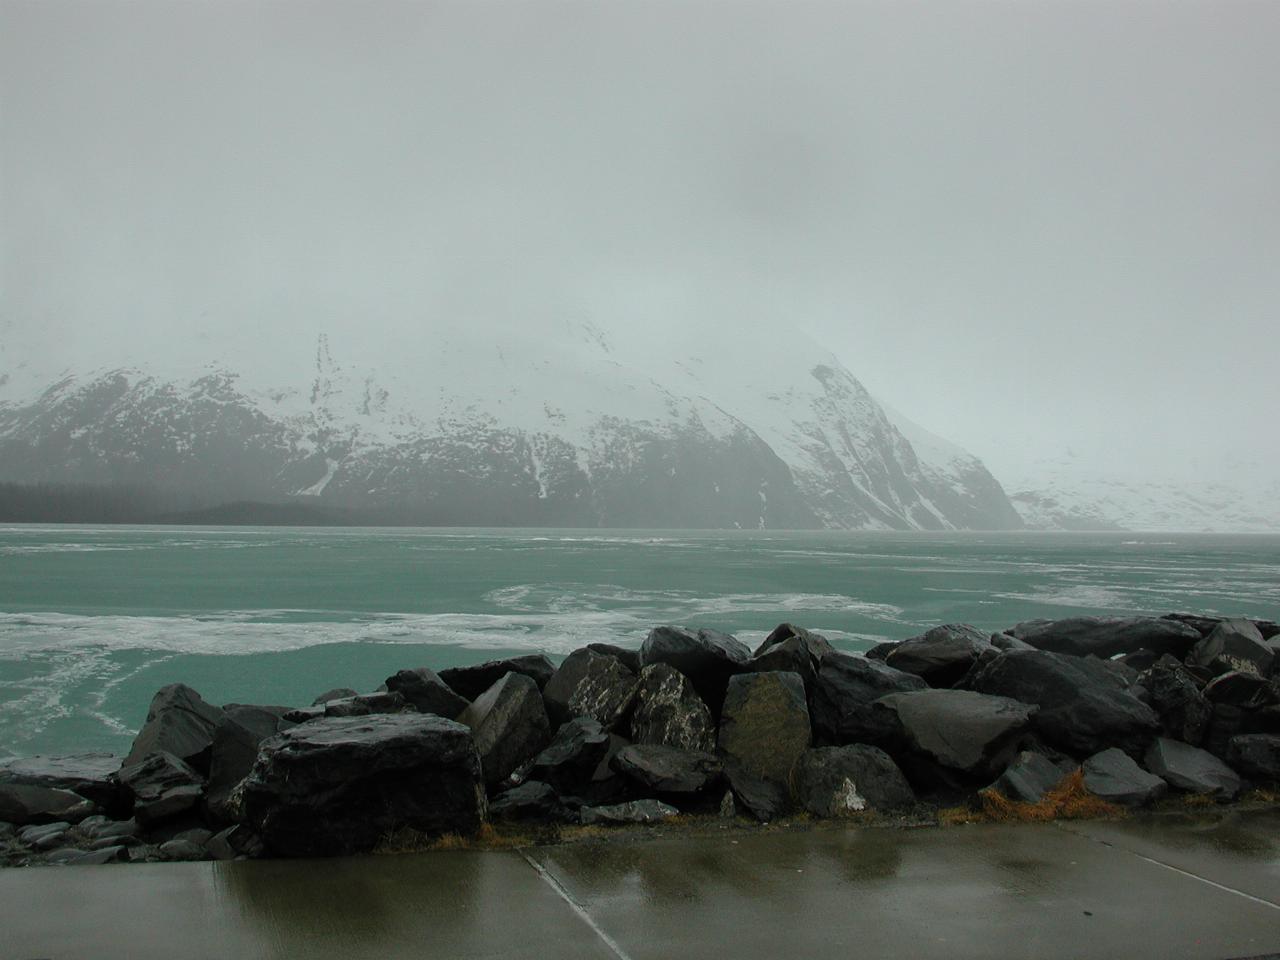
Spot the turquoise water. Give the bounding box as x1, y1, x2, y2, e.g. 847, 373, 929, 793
1, 525, 1278, 760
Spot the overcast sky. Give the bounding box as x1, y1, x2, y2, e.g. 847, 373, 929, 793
3, 0, 1277, 485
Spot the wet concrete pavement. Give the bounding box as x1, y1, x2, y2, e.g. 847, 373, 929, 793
3, 810, 1278, 960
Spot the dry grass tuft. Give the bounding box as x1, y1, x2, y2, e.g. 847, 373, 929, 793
977, 770, 1123, 823
937, 805, 982, 826
1243, 787, 1280, 804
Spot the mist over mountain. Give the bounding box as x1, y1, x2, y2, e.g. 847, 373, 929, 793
0, 323, 1022, 530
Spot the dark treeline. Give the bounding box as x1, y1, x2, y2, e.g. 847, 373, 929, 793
0, 482, 175, 523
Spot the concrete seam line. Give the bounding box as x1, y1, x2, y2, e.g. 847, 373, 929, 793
521, 851, 636, 960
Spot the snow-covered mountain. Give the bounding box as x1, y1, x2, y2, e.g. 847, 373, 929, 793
1007, 457, 1280, 533
0, 323, 1023, 530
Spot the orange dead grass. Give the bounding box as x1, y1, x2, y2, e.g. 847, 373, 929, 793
977, 769, 1124, 823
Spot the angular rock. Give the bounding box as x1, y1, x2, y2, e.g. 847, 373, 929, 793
0, 783, 96, 826
489, 781, 575, 821
159, 837, 211, 861
1139, 655, 1211, 746
18, 821, 71, 850
1145, 737, 1243, 799
885, 623, 992, 688
717, 671, 810, 784
988, 751, 1072, 804
1082, 748, 1168, 806
542, 649, 638, 730
117, 751, 205, 826
205, 705, 295, 823
311, 688, 358, 706
748, 623, 835, 691
580, 799, 679, 825
990, 633, 1035, 653
1116, 649, 1162, 672
1189, 619, 1274, 678
238, 714, 486, 857
863, 640, 899, 661
69, 845, 128, 865
640, 626, 750, 719
1203, 704, 1248, 759
968, 649, 1160, 757
1011, 617, 1200, 660
523, 717, 612, 795
809, 652, 927, 747
723, 762, 789, 822
439, 655, 556, 701
0, 753, 122, 809
322, 691, 415, 718
458, 672, 551, 788
611, 744, 723, 795
794, 745, 915, 816
630, 663, 715, 751
80, 817, 141, 844
385, 668, 471, 718
586, 643, 642, 674
874, 689, 1036, 779
124, 684, 225, 773
1226, 734, 1280, 782
1203, 671, 1277, 709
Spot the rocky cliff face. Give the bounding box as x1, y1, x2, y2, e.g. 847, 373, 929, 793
0, 326, 1022, 530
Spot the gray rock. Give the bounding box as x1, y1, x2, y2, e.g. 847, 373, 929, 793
988, 751, 1073, 803
490, 781, 575, 822
794, 745, 915, 816
874, 689, 1036, 780
748, 623, 835, 691
159, 837, 211, 861
117, 752, 205, 826
542, 649, 638, 730
239, 714, 486, 857
81, 817, 141, 843
18, 821, 71, 850
1189, 619, 1274, 678
0, 783, 96, 826
1082, 748, 1168, 806
863, 640, 900, 661
310, 687, 358, 706
580, 799, 679, 825
0, 753, 122, 809
458, 672, 551, 788
124, 683, 225, 773
718, 790, 737, 819
640, 626, 751, 719
968, 649, 1160, 757
1226, 734, 1280, 782
885, 624, 993, 688
523, 717, 612, 795
1011, 617, 1201, 660
1145, 737, 1244, 799
630, 662, 715, 751
586, 643, 642, 674
1203, 671, 1277, 709
990, 633, 1035, 652
69, 845, 128, 865
809, 651, 927, 747
717, 671, 810, 784
205, 705, 295, 823
439, 655, 556, 701
1139, 655, 1211, 746
385, 668, 471, 717
722, 763, 789, 822
322, 691, 415, 718
611, 744, 723, 794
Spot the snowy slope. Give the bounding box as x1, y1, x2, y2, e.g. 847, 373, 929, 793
0, 322, 1023, 530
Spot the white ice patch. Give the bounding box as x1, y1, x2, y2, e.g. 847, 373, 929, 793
297, 458, 339, 496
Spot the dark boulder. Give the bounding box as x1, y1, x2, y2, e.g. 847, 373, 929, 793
124, 684, 225, 773
968, 649, 1160, 757
311, 688, 358, 706
1226, 734, 1280, 782
1011, 617, 1200, 660
322, 691, 415, 718
1203, 671, 1277, 709
884, 623, 992, 688
523, 717, 612, 796
874, 689, 1036, 780
117, 751, 205, 826
385, 668, 471, 718
987, 751, 1072, 804
580, 799, 678, 825
1188, 619, 1274, 678
1082, 748, 1168, 806
586, 643, 642, 674
863, 640, 899, 661
990, 633, 1035, 652
630, 663, 715, 751
439, 655, 556, 701
489, 781, 575, 822
1145, 737, 1243, 799
1203, 704, 1248, 759
0, 783, 96, 826
611, 744, 723, 795
0, 753, 122, 810
794, 745, 915, 816
717, 672, 810, 785
542, 649, 637, 730
237, 714, 486, 857
748, 624, 835, 691
458, 672, 551, 788
640, 626, 750, 719
809, 652, 927, 747
1138, 656, 1211, 746
204, 705, 294, 823
723, 763, 789, 822
1116, 649, 1163, 672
